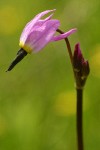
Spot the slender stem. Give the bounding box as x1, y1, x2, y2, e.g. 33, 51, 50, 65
56, 29, 73, 65
57, 28, 84, 150
76, 89, 84, 150
56, 29, 76, 80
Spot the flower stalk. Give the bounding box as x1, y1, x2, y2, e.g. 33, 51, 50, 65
57, 29, 90, 150
56, 29, 73, 65
77, 88, 83, 150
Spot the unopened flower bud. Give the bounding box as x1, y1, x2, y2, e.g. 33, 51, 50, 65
81, 60, 90, 79
73, 43, 84, 72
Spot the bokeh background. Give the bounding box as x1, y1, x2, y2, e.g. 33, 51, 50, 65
0, 0, 100, 150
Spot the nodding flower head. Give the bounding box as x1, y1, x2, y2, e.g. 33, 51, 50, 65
19, 9, 77, 53
6, 9, 77, 71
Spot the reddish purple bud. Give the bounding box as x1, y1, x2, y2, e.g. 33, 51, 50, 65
73, 43, 90, 88
73, 43, 84, 71
81, 60, 90, 78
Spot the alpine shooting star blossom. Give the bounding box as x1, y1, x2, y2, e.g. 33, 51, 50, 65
6, 9, 77, 71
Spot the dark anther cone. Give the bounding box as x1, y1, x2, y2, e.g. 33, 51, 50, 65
6, 48, 27, 72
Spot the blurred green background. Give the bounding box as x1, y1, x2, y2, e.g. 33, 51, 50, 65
0, 0, 100, 150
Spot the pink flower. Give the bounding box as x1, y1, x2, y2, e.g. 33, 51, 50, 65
6, 9, 77, 72
19, 9, 77, 53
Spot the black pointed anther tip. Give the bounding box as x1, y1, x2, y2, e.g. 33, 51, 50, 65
6, 48, 27, 72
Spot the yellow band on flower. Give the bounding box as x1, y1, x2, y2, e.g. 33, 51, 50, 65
19, 42, 32, 54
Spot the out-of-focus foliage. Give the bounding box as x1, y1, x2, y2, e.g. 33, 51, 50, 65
0, 0, 100, 150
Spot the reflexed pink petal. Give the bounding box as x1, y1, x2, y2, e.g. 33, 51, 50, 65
20, 10, 56, 36
28, 20, 60, 52
43, 13, 54, 21
51, 28, 77, 41
33, 9, 56, 22
27, 9, 56, 29
20, 9, 56, 45
19, 9, 77, 53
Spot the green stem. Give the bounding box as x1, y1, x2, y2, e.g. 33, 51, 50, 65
76, 89, 84, 150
